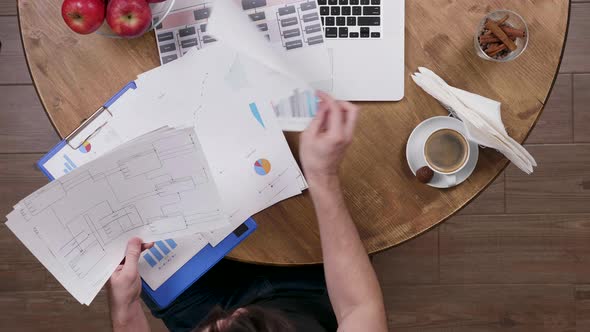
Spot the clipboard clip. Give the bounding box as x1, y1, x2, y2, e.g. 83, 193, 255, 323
65, 106, 113, 150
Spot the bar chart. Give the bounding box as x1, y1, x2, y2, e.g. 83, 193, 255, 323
139, 234, 208, 290
63, 154, 77, 174
142, 239, 178, 268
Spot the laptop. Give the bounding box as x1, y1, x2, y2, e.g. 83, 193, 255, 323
319, 0, 405, 101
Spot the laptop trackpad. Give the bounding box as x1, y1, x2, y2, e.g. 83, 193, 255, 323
330, 45, 403, 101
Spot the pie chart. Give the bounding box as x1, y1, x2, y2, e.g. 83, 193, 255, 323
78, 141, 91, 154
254, 159, 271, 176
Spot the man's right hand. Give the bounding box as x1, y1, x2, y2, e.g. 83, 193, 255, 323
107, 238, 153, 332
299, 91, 359, 185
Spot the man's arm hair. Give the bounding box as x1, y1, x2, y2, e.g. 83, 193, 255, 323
108, 296, 150, 332
309, 176, 388, 332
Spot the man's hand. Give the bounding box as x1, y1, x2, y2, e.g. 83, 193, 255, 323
300, 91, 359, 184
107, 238, 153, 331
300, 92, 387, 331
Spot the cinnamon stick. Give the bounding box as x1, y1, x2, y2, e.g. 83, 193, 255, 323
500, 25, 526, 38
496, 14, 509, 25
485, 43, 503, 54
487, 44, 507, 57
485, 19, 517, 51
485, 43, 500, 52
479, 36, 501, 44
479, 34, 516, 45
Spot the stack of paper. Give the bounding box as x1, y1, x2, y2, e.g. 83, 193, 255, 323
6, 127, 229, 304
7, 113, 306, 305
101, 1, 320, 246
105, 44, 309, 246
5, 0, 322, 305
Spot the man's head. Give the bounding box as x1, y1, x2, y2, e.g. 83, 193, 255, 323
195, 305, 295, 332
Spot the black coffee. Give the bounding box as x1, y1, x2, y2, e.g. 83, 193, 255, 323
424, 129, 468, 173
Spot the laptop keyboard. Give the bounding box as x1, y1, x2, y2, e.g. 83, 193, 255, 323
318, 0, 382, 39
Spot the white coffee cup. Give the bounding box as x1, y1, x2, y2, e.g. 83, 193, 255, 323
422, 128, 471, 186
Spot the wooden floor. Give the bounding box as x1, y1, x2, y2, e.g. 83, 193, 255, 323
1, 1, 589, 330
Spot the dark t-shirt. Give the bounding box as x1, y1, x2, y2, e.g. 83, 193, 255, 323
255, 288, 338, 331
142, 260, 337, 332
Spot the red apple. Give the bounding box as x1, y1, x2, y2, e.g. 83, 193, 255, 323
106, 0, 152, 38
61, 0, 105, 35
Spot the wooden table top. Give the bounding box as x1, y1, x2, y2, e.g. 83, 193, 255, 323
18, 0, 569, 265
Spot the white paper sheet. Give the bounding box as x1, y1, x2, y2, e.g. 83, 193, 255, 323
152, 0, 329, 130
6, 127, 228, 304
209, 0, 331, 130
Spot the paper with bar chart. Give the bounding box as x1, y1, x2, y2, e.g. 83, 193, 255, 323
5, 127, 228, 305
209, 0, 327, 130
106, 42, 308, 246
139, 234, 208, 290
151, 0, 328, 131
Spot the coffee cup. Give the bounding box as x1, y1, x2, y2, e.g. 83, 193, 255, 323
422, 128, 471, 186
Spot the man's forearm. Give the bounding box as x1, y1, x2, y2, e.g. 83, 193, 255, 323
110, 300, 150, 332
309, 176, 386, 328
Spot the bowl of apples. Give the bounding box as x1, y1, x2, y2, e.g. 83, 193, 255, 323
61, 0, 175, 38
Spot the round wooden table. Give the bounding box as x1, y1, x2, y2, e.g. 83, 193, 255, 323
18, 0, 569, 265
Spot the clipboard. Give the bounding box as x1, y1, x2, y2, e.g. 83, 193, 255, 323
36, 81, 138, 180
142, 218, 257, 309
36, 81, 258, 308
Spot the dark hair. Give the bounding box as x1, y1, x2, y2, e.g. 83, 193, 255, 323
193, 305, 295, 332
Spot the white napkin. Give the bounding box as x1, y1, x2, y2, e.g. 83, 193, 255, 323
411, 67, 537, 174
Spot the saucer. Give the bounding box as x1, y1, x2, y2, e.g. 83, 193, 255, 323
406, 116, 479, 189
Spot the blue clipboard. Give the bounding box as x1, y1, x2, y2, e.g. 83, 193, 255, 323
36, 82, 257, 309
142, 218, 257, 309
36, 81, 138, 180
